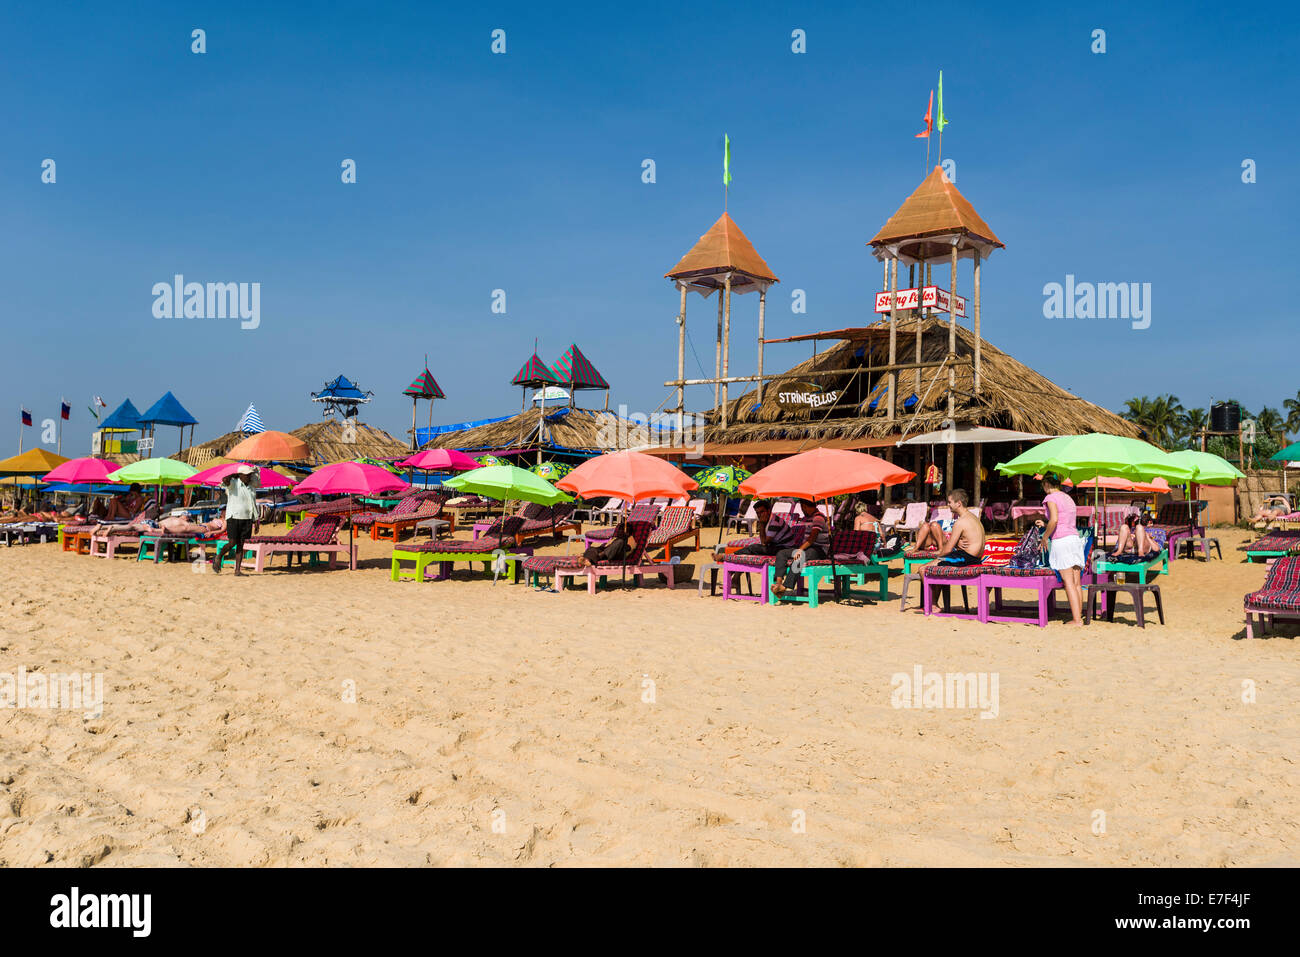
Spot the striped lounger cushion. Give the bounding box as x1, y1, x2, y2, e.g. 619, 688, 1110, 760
1247, 532, 1300, 554
247, 516, 341, 545
904, 547, 940, 560
649, 508, 695, 544
724, 553, 776, 568
522, 555, 584, 573
723, 536, 759, 550
923, 563, 985, 580
1245, 558, 1300, 610
416, 539, 505, 554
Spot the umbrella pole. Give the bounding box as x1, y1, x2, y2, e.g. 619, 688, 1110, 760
717, 492, 727, 546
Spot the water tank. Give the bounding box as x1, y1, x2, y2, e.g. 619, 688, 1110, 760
1210, 401, 1240, 433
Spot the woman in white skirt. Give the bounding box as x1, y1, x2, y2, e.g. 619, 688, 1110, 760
1036, 473, 1084, 626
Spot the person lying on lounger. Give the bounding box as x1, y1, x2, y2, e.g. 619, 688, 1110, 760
157, 515, 226, 538
1250, 498, 1291, 524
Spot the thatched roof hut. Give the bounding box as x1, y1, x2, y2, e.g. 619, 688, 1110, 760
421, 407, 620, 455
177, 421, 408, 468
709, 317, 1140, 445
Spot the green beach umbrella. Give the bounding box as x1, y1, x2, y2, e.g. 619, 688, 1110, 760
997, 433, 1195, 538
1270, 441, 1300, 463
107, 458, 198, 485
445, 465, 573, 570
1165, 450, 1245, 485
475, 454, 507, 467
694, 464, 753, 545
350, 456, 402, 475
445, 465, 572, 506
529, 460, 574, 481
995, 433, 1195, 484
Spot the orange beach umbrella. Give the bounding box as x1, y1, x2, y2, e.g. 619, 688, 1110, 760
226, 430, 311, 462
556, 450, 697, 502
738, 448, 915, 501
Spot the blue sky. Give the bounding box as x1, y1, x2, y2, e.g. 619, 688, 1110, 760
1, 0, 1294, 453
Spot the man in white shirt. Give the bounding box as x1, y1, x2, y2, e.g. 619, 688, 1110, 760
213, 466, 260, 576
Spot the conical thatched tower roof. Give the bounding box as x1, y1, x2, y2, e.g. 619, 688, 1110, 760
870, 166, 1004, 264
712, 318, 1140, 444
666, 213, 778, 292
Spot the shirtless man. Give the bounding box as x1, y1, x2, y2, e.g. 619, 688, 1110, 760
930, 489, 985, 566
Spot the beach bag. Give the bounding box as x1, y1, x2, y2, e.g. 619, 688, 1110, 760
1008, 526, 1045, 569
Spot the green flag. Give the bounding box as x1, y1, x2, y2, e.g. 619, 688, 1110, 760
723, 134, 732, 187
937, 71, 948, 132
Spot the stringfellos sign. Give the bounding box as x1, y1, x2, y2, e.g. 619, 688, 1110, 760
775, 381, 840, 411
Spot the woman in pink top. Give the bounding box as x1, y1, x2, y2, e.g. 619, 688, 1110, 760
1036, 473, 1085, 626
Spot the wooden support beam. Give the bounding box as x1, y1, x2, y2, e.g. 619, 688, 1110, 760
721, 275, 732, 428
888, 257, 898, 420
663, 356, 969, 389
946, 245, 958, 495
755, 288, 767, 407
973, 250, 982, 395
676, 282, 687, 433
714, 290, 723, 413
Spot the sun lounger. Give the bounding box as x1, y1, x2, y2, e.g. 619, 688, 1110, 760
584, 501, 659, 546
1244, 556, 1300, 638
392, 517, 529, 582
1242, 530, 1300, 563
1, 522, 58, 546
243, 514, 353, 572
522, 520, 671, 594
89, 525, 147, 559
774, 529, 888, 607
1147, 502, 1205, 561
891, 502, 929, 540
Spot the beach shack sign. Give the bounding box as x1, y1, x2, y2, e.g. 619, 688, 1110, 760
776, 381, 840, 412
874, 285, 967, 318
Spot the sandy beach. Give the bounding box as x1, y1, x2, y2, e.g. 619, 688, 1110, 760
0, 526, 1295, 867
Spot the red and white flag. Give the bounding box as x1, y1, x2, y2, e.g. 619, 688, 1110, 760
915, 90, 934, 138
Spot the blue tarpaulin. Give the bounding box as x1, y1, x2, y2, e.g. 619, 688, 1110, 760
414, 414, 514, 446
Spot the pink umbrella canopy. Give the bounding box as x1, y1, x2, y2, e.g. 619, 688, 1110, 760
185, 462, 296, 489
396, 449, 479, 471
556, 450, 697, 502
293, 462, 410, 497
738, 448, 916, 500
40, 457, 119, 485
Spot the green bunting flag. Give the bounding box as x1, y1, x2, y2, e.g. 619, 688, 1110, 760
723, 134, 732, 187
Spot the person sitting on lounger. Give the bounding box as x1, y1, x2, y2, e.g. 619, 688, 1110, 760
853, 501, 881, 536
734, 499, 799, 557
913, 507, 956, 552
103, 484, 146, 521
771, 500, 831, 598
931, 489, 986, 567
1112, 514, 1159, 557
582, 518, 630, 567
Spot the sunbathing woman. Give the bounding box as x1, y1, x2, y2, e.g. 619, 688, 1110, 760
1250, 498, 1291, 525
103, 484, 146, 520
1112, 514, 1159, 557
157, 515, 226, 538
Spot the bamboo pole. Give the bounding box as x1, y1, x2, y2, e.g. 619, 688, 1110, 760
973, 249, 982, 395
916, 262, 927, 392
721, 274, 732, 428
676, 282, 687, 434
410, 398, 418, 451
974, 443, 982, 506
888, 258, 898, 420
714, 289, 723, 414
664, 356, 969, 388
947, 245, 958, 495
756, 287, 767, 405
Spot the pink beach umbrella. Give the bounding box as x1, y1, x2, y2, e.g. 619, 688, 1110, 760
40, 457, 119, 485
397, 449, 479, 472
185, 462, 296, 489
292, 462, 411, 568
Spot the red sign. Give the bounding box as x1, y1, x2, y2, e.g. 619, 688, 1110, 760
874, 286, 967, 318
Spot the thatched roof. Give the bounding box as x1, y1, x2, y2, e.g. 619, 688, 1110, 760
422, 407, 622, 454
666, 213, 778, 292
176, 421, 408, 467
870, 166, 1004, 264
709, 317, 1141, 444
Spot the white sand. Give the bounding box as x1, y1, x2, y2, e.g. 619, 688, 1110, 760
0, 526, 1296, 866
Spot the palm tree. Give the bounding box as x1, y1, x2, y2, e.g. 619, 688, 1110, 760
1180, 407, 1207, 448
1256, 407, 1285, 444
1283, 390, 1300, 441
1144, 394, 1183, 448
